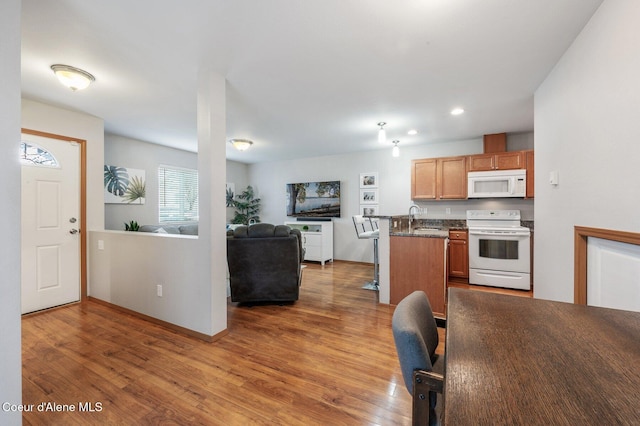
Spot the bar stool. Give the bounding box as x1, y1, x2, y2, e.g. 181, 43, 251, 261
352, 215, 379, 291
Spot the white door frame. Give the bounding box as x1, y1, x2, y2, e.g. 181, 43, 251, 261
22, 128, 87, 306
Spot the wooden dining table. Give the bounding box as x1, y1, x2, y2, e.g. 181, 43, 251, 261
444, 288, 640, 425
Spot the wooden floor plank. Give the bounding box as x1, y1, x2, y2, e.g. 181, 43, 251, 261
22, 261, 435, 425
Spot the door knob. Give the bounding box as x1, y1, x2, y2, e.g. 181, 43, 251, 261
69, 217, 77, 223
69, 229, 79, 234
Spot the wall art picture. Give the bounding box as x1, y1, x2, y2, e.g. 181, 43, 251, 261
359, 172, 378, 188
360, 205, 379, 216
104, 165, 146, 204
360, 189, 378, 204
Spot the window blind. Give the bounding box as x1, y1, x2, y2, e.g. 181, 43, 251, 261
158, 165, 199, 223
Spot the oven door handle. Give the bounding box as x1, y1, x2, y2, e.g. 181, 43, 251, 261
469, 230, 531, 237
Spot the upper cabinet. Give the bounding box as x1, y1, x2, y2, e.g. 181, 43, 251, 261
439, 156, 467, 199
411, 158, 437, 199
467, 151, 525, 171
412, 156, 467, 200
411, 144, 533, 201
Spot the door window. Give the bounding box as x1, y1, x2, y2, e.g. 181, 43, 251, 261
20, 142, 59, 167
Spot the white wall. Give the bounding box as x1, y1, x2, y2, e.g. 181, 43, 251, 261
104, 134, 198, 230
89, 231, 215, 334
104, 134, 252, 227
0, 0, 22, 421
22, 99, 105, 231
89, 72, 228, 337
249, 135, 533, 263
534, 0, 640, 302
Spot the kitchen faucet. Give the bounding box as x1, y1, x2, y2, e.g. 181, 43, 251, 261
408, 204, 420, 231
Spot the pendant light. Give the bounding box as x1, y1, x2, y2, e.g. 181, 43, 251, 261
392, 140, 400, 157
377, 122, 387, 144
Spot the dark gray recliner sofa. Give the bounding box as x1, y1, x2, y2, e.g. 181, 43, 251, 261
227, 223, 303, 304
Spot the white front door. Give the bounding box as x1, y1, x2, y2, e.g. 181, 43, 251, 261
21, 133, 81, 314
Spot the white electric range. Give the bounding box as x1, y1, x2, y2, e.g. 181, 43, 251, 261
466, 210, 531, 290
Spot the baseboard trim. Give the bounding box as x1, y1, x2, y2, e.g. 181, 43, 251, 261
87, 296, 228, 342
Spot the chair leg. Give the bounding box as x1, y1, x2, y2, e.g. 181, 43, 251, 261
413, 371, 442, 426
373, 238, 379, 285
362, 238, 380, 290
412, 375, 430, 425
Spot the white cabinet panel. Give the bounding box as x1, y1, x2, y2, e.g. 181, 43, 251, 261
587, 237, 640, 312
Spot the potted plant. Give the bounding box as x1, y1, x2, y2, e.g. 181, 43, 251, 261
124, 220, 139, 231
231, 185, 261, 225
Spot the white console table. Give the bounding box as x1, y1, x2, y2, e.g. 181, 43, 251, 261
285, 221, 334, 265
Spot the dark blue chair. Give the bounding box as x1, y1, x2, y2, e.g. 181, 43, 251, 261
392, 291, 444, 426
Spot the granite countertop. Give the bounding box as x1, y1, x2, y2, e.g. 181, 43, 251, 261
389, 217, 466, 238
390, 229, 450, 238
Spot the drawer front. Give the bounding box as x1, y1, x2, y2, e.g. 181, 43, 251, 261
449, 230, 468, 241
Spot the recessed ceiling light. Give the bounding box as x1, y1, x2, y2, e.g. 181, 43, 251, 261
407, 129, 418, 135
451, 108, 465, 116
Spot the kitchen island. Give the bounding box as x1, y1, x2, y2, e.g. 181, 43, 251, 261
374, 216, 461, 317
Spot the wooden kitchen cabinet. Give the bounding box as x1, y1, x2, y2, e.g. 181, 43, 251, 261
525, 149, 534, 198
448, 230, 468, 279
439, 156, 467, 199
468, 151, 525, 171
483, 132, 507, 153
411, 158, 437, 199
411, 156, 467, 200
390, 236, 447, 318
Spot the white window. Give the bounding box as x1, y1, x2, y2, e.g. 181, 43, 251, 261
158, 165, 199, 223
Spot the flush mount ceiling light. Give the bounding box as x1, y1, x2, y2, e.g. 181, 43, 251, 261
407, 129, 418, 136
229, 138, 253, 151
451, 107, 465, 116
377, 122, 387, 144
392, 140, 400, 157
50, 64, 95, 91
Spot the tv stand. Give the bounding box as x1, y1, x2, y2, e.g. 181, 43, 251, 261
285, 221, 333, 265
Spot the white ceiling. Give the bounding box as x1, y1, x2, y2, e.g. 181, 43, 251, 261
21, 0, 603, 164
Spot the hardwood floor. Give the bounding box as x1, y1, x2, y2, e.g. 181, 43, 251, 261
22, 261, 418, 425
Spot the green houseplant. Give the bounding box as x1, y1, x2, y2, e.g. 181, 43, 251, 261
231, 185, 261, 225
124, 220, 139, 231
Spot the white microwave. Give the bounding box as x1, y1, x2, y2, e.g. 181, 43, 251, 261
468, 169, 526, 198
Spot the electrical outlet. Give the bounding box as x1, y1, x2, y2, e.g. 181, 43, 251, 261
446, 208, 451, 215
157, 284, 163, 297
98, 240, 104, 250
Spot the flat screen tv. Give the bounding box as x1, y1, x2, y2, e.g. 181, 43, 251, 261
286, 181, 341, 218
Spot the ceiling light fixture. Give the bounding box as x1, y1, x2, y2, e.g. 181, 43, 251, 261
377, 122, 387, 144
50, 64, 95, 91
392, 140, 400, 157
407, 129, 418, 136
451, 107, 465, 116
229, 138, 253, 151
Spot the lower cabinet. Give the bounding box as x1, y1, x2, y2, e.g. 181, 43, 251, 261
448, 230, 468, 279
390, 236, 447, 318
